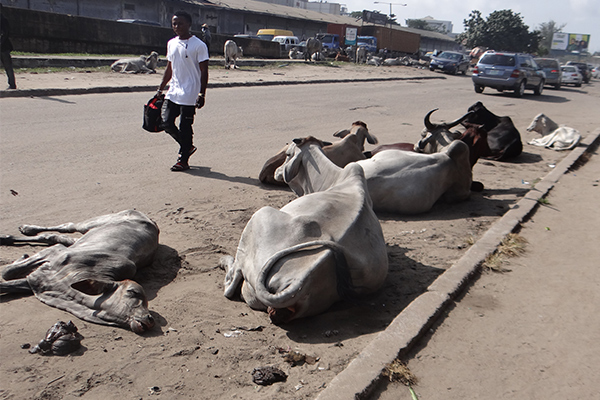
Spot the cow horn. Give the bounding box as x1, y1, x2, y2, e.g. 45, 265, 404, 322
424, 108, 440, 131
444, 111, 474, 129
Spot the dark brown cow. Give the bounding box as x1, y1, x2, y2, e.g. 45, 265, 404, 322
0, 210, 158, 333
463, 101, 522, 160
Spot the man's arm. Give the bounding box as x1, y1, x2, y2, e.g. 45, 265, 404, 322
196, 59, 209, 108
157, 61, 173, 94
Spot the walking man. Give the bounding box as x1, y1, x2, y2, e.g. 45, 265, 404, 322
157, 10, 209, 171
1, 5, 17, 90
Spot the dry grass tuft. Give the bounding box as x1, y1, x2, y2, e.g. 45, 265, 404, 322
482, 233, 527, 272
383, 359, 418, 386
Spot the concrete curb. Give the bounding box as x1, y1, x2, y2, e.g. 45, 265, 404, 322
316, 128, 600, 400
0, 75, 443, 99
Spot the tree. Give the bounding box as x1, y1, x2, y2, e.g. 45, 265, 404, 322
537, 20, 567, 54
406, 19, 444, 33
456, 9, 540, 53
350, 11, 363, 19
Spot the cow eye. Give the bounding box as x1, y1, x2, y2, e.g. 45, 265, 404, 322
126, 288, 140, 297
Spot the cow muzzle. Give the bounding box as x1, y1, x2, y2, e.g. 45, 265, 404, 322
267, 306, 296, 325
130, 314, 155, 333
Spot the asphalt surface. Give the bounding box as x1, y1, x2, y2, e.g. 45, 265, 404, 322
2, 59, 599, 399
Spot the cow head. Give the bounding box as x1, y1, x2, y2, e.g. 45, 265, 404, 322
416, 109, 471, 152
526, 113, 559, 135
68, 278, 155, 334
145, 51, 159, 70
274, 136, 328, 195
333, 121, 378, 147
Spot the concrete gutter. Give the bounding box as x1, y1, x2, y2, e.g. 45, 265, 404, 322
316, 128, 600, 400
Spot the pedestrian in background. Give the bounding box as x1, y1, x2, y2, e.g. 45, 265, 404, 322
0, 4, 17, 90
200, 23, 211, 54
157, 10, 209, 172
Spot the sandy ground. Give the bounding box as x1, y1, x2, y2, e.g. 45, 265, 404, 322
0, 62, 598, 400
8, 61, 434, 91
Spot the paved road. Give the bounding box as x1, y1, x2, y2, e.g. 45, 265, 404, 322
1, 72, 599, 399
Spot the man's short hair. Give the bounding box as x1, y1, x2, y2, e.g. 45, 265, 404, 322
173, 10, 192, 24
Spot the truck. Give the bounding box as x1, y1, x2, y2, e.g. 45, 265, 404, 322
326, 23, 361, 47
358, 25, 421, 55
315, 33, 340, 56
356, 36, 377, 53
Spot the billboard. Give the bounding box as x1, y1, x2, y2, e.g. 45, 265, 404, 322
362, 10, 388, 25
552, 32, 590, 52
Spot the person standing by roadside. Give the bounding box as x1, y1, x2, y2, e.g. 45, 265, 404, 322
200, 24, 211, 54
157, 10, 209, 172
0, 5, 17, 90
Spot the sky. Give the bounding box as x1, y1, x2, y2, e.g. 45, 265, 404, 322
342, 0, 600, 53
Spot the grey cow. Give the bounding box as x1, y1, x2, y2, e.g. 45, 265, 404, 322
0, 210, 159, 333
111, 51, 159, 74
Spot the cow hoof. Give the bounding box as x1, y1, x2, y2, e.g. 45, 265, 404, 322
0, 235, 16, 245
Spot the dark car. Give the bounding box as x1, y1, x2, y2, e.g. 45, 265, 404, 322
429, 51, 470, 75
566, 61, 591, 83
535, 58, 562, 89
472, 51, 545, 97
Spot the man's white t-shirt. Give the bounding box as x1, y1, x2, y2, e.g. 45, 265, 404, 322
165, 35, 209, 106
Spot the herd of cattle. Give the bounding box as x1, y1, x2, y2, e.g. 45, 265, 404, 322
0, 102, 578, 334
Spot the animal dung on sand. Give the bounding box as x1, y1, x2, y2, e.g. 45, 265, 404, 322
29, 321, 83, 356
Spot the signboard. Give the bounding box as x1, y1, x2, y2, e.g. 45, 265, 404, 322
345, 27, 357, 45
551, 32, 591, 52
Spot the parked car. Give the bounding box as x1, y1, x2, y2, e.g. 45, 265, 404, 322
256, 29, 294, 41
429, 51, 470, 75
560, 65, 583, 87
590, 65, 599, 79
566, 61, 591, 83
272, 35, 300, 56
472, 51, 545, 97
534, 58, 562, 89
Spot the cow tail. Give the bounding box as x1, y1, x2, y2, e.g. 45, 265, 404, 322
255, 240, 357, 308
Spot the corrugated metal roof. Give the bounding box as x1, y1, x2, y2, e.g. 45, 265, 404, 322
186, 0, 456, 42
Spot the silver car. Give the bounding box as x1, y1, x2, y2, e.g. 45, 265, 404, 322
472, 51, 545, 97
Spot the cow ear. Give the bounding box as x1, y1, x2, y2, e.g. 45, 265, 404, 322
366, 132, 378, 145
333, 129, 350, 138
71, 279, 117, 296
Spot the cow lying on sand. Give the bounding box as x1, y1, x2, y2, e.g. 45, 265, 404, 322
0, 210, 159, 333
259, 121, 377, 186
110, 52, 159, 74
221, 137, 388, 324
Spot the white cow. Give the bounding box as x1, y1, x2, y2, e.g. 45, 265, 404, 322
526, 113, 581, 151
224, 40, 243, 69
258, 121, 377, 186
305, 37, 322, 62
355, 141, 473, 214
110, 52, 159, 74
356, 46, 367, 64
221, 137, 388, 324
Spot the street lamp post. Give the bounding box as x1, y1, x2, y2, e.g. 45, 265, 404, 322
373, 2, 407, 27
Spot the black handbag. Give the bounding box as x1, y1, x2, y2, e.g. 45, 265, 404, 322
143, 94, 165, 132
